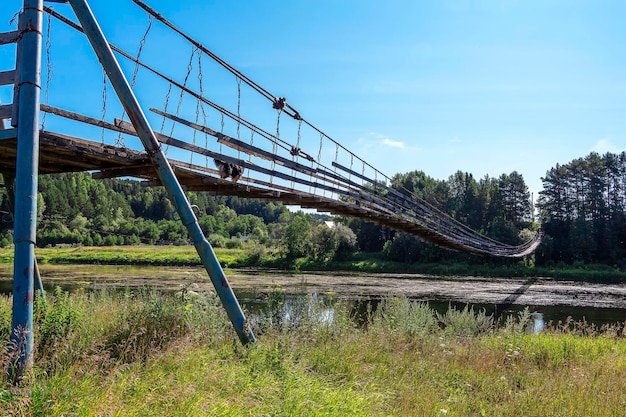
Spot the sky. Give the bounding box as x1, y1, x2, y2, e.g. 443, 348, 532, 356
2, 0, 626, 198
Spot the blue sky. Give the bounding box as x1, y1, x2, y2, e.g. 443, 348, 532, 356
2, 0, 626, 198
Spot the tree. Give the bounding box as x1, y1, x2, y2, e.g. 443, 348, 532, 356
536, 151, 626, 266
281, 215, 312, 260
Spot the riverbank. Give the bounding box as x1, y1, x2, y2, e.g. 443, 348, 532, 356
1, 290, 625, 416
1, 245, 625, 284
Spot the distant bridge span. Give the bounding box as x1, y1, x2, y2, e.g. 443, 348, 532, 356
1, 103, 541, 257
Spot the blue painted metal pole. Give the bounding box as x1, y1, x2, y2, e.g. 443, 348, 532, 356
68, 0, 255, 344
4, 175, 46, 295
3, 174, 47, 310
10, 0, 43, 380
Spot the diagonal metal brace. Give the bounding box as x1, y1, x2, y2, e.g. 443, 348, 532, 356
67, 0, 255, 345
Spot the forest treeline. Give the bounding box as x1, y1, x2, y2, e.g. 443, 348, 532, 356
0, 150, 625, 268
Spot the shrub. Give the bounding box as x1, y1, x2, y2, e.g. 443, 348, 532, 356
373, 296, 438, 338
0, 295, 10, 342
36, 287, 81, 353
437, 304, 494, 337
225, 238, 244, 249
208, 233, 227, 248
245, 243, 267, 265
104, 291, 188, 363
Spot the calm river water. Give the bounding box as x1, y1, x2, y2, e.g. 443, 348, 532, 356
1, 264, 625, 327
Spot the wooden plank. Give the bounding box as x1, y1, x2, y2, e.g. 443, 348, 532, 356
119, 119, 345, 200
0, 104, 12, 120
41, 104, 127, 134
149, 107, 223, 138
0, 31, 18, 45
151, 107, 325, 179
215, 135, 318, 176
121, 116, 365, 200
217, 137, 361, 193
332, 160, 442, 220
91, 164, 155, 179
39, 131, 148, 163
0, 70, 15, 86
116, 119, 225, 161
0, 128, 17, 141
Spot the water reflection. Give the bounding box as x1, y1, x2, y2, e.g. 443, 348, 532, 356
1, 264, 625, 328
237, 291, 624, 331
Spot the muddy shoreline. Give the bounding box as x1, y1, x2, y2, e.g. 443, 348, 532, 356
1, 264, 625, 310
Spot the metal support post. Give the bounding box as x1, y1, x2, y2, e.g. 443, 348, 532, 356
68, 0, 255, 344
9, 0, 43, 380
3, 174, 46, 309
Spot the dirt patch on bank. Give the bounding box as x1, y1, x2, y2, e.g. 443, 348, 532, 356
227, 270, 626, 309
1, 265, 625, 309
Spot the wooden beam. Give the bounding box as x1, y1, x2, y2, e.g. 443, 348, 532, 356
0, 128, 17, 141
115, 118, 225, 161
41, 104, 127, 134
0, 70, 15, 86
146, 110, 369, 195
149, 107, 223, 138
91, 164, 155, 179
150, 107, 324, 179
0, 104, 12, 120
0, 31, 18, 45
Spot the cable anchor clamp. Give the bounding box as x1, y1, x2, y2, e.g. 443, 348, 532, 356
272, 97, 286, 110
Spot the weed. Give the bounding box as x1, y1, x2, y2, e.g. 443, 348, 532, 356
438, 304, 495, 337
372, 296, 438, 338
104, 290, 188, 363
36, 287, 81, 354
0, 292, 625, 416
0, 294, 10, 342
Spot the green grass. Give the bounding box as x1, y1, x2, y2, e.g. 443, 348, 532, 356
1, 290, 625, 416
0, 245, 250, 268
1, 245, 625, 283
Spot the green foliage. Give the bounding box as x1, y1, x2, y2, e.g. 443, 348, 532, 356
105, 291, 188, 363
36, 287, 81, 353
6, 152, 626, 269
207, 233, 227, 248
437, 304, 495, 337
372, 296, 438, 338
503, 307, 533, 334
0, 294, 10, 342
2, 292, 626, 416
281, 214, 312, 260
245, 243, 267, 264
225, 238, 244, 249
537, 151, 626, 266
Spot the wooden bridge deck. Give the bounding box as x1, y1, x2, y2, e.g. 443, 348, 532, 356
0, 126, 491, 253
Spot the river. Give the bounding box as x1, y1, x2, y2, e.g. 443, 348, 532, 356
1, 264, 625, 327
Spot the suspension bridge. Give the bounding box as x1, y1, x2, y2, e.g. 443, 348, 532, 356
2, 0, 541, 378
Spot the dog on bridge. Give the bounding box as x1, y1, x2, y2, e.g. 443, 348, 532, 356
214, 159, 244, 182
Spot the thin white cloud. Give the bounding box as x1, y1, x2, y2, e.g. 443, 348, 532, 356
360, 132, 420, 151
382, 138, 406, 148
591, 137, 624, 154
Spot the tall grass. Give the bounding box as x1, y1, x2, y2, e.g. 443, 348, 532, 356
1, 290, 625, 416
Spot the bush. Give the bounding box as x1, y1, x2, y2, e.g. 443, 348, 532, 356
105, 292, 188, 363
0, 295, 11, 342
225, 238, 244, 249
373, 296, 438, 338
437, 304, 494, 337
103, 234, 118, 246
36, 287, 81, 353
208, 233, 227, 248
245, 243, 267, 265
